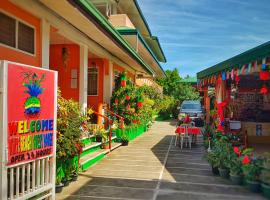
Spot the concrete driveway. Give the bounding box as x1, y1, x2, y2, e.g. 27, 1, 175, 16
57, 120, 266, 200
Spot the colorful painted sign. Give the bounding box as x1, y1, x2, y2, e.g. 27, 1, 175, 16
7, 63, 56, 166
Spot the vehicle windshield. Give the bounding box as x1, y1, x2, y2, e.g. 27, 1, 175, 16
181, 103, 201, 110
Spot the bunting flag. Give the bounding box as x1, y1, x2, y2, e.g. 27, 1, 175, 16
241, 65, 246, 75
254, 61, 258, 72
231, 68, 234, 80
262, 58, 267, 70
226, 71, 230, 80
247, 63, 252, 74
221, 71, 226, 80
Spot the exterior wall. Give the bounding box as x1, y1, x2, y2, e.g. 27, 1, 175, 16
135, 77, 163, 93
50, 44, 80, 101
87, 58, 104, 111
113, 63, 135, 82
0, 0, 41, 67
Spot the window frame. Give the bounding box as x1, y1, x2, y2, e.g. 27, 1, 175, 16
87, 66, 99, 96
0, 10, 36, 56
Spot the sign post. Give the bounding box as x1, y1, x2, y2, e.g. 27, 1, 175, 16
0, 61, 57, 200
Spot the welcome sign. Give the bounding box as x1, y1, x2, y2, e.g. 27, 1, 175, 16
7, 63, 57, 166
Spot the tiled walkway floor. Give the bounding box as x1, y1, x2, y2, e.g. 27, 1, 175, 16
57, 120, 266, 200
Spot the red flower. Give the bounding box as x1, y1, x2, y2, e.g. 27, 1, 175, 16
242, 155, 250, 165
260, 85, 268, 94
126, 95, 131, 100
233, 147, 240, 155
137, 102, 143, 107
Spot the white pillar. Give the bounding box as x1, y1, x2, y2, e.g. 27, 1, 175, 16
79, 44, 88, 112
103, 60, 113, 104
41, 18, 50, 69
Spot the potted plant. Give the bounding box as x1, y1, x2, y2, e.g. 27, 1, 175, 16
100, 128, 110, 149
205, 150, 219, 175
260, 153, 270, 198
121, 133, 129, 146
214, 140, 233, 178
55, 166, 64, 193
229, 147, 243, 185
242, 151, 263, 193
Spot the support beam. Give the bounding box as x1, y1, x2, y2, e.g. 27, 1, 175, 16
79, 44, 88, 112
103, 60, 113, 104
41, 18, 50, 69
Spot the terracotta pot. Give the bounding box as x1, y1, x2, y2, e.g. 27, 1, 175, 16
102, 143, 110, 149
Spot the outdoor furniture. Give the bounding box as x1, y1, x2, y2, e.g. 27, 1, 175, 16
175, 124, 201, 149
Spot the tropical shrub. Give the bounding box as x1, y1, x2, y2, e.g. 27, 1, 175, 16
229, 147, 243, 176
241, 149, 263, 182
212, 140, 233, 169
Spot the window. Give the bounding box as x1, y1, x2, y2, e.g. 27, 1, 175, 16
88, 67, 98, 96
0, 12, 35, 54
18, 22, 34, 54
0, 12, 16, 47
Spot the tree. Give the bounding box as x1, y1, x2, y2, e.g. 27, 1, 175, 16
156, 68, 181, 97
157, 68, 200, 118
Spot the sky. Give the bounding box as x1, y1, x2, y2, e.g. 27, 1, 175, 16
137, 0, 270, 77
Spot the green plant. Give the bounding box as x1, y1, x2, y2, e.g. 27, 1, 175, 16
242, 154, 263, 182
121, 133, 129, 142
204, 151, 219, 168
56, 166, 64, 185
260, 153, 270, 185
230, 156, 243, 176
99, 128, 108, 143
212, 140, 233, 169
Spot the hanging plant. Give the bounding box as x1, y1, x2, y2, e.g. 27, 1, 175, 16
260, 71, 270, 80
125, 93, 131, 100
120, 72, 127, 87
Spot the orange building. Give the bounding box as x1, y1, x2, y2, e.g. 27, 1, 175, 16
0, 0, 166, 112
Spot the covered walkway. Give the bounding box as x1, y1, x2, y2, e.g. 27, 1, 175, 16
57, 121, 266, 200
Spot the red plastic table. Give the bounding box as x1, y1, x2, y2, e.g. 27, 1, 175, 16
175, 127, 201, 135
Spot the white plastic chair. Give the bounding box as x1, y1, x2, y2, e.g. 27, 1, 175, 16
180, 124, 192, 149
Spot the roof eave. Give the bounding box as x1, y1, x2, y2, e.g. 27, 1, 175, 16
70, 0, 155, 76
197, 41, 270, 79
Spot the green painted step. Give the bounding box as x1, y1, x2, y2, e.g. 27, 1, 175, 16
80, 142, 102, 158
80, 142, 122, 171
81, 135, 96, 145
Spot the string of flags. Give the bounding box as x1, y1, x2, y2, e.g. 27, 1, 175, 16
199, 57, 270, 87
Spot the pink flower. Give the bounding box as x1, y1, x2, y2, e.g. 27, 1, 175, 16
242, 155, 250, 165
